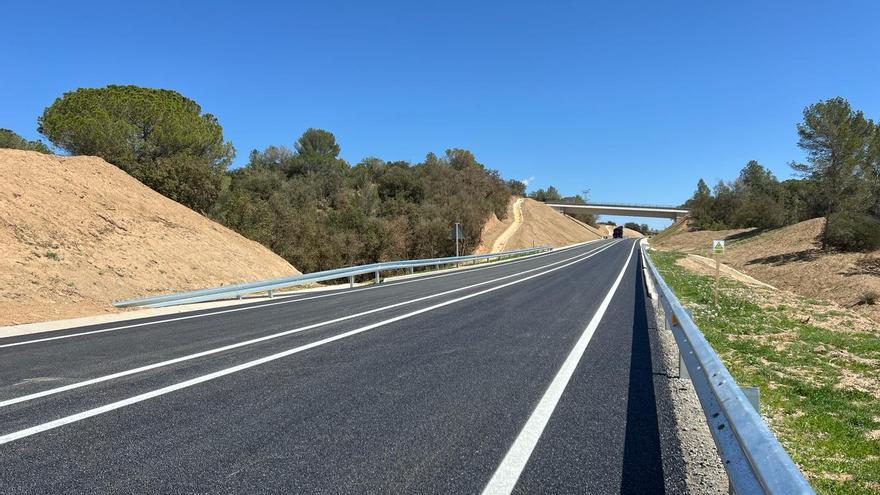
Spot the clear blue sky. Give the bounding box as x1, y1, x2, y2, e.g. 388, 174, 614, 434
3, 1, 880, 228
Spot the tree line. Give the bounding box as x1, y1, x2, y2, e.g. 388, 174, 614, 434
526, 185, 597, 225
684, 97, 880, 251
2, 85, 521, 272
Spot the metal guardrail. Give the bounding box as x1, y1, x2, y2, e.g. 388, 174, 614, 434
640, 244, 814, 494
114, 246, 553, 309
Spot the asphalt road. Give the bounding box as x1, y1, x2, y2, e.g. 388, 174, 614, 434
0, 238, 670, 494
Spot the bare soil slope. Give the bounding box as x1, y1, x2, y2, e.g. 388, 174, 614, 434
0, 149, 298, 325
476, 198, 603, 253
597, 224, 644, 238
653, 217, 880, 322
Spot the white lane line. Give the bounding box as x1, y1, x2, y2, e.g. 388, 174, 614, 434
0, 242, 621, 408
0, 241, 627, 444
481, 240, 638, 495
0, 240, 604, 349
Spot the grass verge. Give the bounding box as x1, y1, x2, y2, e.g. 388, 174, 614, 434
649, 250, 880, 494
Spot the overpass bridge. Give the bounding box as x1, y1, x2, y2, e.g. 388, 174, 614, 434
546, 201, 689, 220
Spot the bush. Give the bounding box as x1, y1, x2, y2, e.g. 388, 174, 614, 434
858, 291, 878, 306
824, 212, 880, 252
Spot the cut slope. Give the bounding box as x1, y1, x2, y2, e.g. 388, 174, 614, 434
476, 198, 603, 253
0, 149, 298, 325
652, 217, 880, 322
597, 224, 644, 238
490, 197, 524, 252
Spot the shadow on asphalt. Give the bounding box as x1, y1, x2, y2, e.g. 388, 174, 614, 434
620, 264, 665, 494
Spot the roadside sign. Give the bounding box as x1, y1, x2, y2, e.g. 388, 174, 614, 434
448, 223, 466, 240
711, 240, 724, 306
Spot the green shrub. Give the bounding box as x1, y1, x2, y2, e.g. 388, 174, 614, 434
824, 212, 880, 252
0, 128, 50, 153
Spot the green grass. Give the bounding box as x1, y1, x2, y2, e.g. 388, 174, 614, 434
650, 250, 880, 494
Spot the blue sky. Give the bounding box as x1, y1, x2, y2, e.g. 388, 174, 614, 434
3, 1, 880, 228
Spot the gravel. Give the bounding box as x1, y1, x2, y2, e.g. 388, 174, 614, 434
644, 283, 729, 493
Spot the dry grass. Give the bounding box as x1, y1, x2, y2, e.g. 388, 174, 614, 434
653, 218, 880, 323
651, 251, 880, 493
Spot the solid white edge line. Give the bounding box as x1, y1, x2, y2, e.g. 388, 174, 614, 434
481, 239, 638, 495
0, 241, 621, 408
0, 240, 625, 444
0, 240, 605, 349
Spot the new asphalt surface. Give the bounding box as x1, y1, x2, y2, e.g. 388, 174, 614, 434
0, 238, 668, 493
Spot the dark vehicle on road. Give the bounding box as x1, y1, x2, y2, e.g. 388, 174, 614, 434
612, 225, 624, 238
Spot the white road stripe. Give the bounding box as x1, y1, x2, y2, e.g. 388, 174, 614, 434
481, 240, 638, 495
0, 240, 626, 444
0, 240, 602, 349
0, 241, 620, 408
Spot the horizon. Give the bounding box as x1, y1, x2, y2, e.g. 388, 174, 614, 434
3, 1, 880, 228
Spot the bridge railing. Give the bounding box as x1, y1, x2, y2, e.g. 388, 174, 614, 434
639, 243, 813, 494
546, 201, 688, 211
114, 245, 553, 309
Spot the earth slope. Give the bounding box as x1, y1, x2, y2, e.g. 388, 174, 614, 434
0, 149, 298, 325
476, 198, 603, 253
652, 217, 880, 323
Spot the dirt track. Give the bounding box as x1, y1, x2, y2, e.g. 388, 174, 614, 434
491, 198, 524, 252
476, 198, 602, 253
652, 217, 880, 323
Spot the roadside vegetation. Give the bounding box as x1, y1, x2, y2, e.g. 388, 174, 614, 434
4, 85, 528, 272
651, 250, 880, 494
3, 84, 608, 272
0, 128, 50, 154
683, 97, 880, 253
526, 185, 597, 226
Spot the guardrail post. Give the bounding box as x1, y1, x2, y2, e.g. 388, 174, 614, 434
741, 386, 760, 413
679, 353, 690, 380
676, 309, 695, 380
113, 246, 551, 309
409, 266, 414, 275
268, 289, 274, 299
640, 245, 815, 494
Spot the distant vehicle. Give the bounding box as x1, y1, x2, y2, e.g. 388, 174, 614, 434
612, 226, 624, 238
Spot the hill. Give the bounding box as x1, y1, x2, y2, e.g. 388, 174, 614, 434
652, 217, 880, 322
475, 198, 604, 253
0, 149, 298, 325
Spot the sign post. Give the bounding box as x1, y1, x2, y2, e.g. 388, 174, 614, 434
449, 223, 465, 261
712, 240, 725, 306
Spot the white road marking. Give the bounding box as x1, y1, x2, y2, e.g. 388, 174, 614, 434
481, 240, 637, 495
0, 240, 626, 444
0, 240, 603, 349
0, 241, 620, 408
